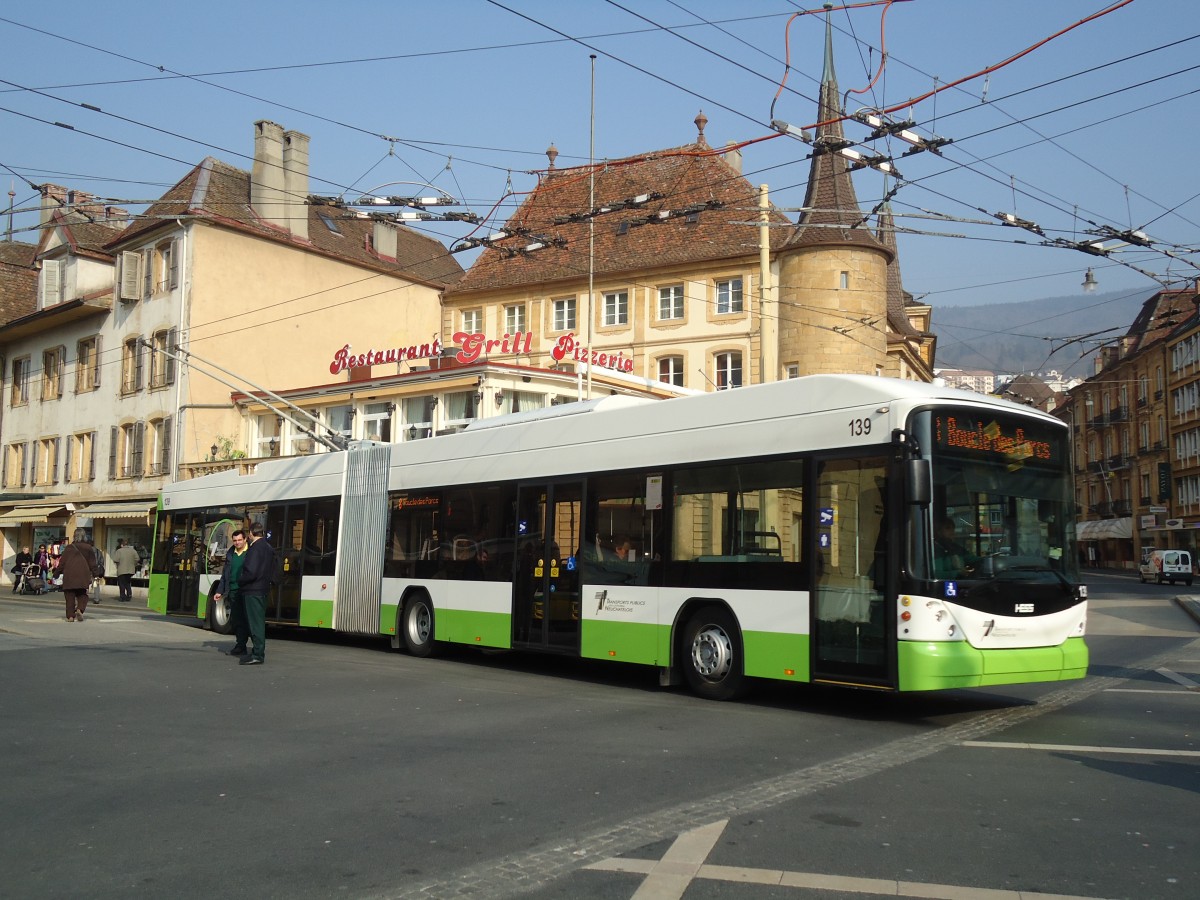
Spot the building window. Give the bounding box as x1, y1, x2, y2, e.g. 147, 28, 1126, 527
658, 285, 684, 320
2, 442, 28, 488
155, 240, 179, 292
76, 336, 101, 393
603, 290, 628, 327
30, 437, 61, 486
121, 337, 144, 394
10, 356, 30, 407
552, 298, 576, 332
462, 308, 482, 334
402, 396, 434, 441
658, 356, 684, 387
715, 351, 743, 390
146, 416, 173, 476
111, 422, 145, 479
362, 402, 394, 443
149, 328, 177, 388
41, 346, 65, 401
64, 431, 97, 483
326, 404, 354, 443
839, 271, 850, 290
444, 391, 478, 428
256, 414, 282, 457
504, 304, 526, 333
785, 364, 801, 379
716, 278, 743, 314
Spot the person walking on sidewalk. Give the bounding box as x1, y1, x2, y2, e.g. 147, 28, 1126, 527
211, 530, 250, 657
59, 529, 103, 622
237, 522, 277, 666
112, 539, 140, 603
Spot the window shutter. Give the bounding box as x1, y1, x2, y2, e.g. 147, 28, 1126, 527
64, 435, 74, 483
134, 340, 145, 391
93, 336, 102, 389
30, 441, 39, 486
1, 446, 7, 489
109, 426, 118, 479
165, 328, 177, 385
132, 421, 145, 476
52, 437, 60, 483
169, 239, 180, 288
161, 415, 173, 476
88, 432, 97, 480
20, 442, 29, 487
40, 259, 63, 307
142, 249, 153, 298
56, 350, 64, 398
119, 252, 142, 301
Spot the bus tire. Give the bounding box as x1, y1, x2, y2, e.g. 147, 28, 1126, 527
401, 594, 437, 658
680, 606, 746, 701
207, 586, 234, 635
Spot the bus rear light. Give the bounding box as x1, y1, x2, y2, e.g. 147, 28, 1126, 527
900, 611, 912, 621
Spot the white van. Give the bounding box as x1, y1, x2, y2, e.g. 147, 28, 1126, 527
1138, 549, 1193, 585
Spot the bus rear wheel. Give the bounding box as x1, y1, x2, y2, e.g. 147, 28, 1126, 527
208, 587, 234, 635
680, 607, 746, 701
402, 594, 436, 658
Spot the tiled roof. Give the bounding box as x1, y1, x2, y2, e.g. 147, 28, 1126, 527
1124, 285, 1198, 354
0, 240, 37, 325
448, 142, 793, 296
110, 158, 463, 288
45, 209, 128, 260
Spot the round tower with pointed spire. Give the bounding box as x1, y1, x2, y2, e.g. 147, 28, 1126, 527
775, 6, 891, 377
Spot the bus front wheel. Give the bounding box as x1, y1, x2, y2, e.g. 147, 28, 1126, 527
680, 607, 746, 701
402, 594, 436, 658
207, 587, 234, 635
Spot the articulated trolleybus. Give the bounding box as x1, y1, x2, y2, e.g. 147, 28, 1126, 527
151, 375, 1086, 698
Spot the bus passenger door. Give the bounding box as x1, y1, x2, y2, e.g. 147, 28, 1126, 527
512, 482, 583, 651
265, 504, 304, 624
165, 512, 202, 616
812, 455, 893, 687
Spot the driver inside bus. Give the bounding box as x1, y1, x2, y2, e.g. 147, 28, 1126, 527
934, 516, 977, 579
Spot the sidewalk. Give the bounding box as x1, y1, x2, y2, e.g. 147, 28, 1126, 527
5, 579, 149, 610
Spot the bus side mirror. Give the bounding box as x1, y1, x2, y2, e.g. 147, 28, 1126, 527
906, 459, 931, 506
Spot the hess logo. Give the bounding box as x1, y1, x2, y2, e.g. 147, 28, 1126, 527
1014, 603, 1035, 614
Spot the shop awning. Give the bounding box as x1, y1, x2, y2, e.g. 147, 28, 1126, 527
0, 504, 68, 525
1077, 517, 1133, 541
79, 500, 156, 521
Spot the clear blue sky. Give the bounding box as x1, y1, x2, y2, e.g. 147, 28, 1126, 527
2, 0, 1195, 318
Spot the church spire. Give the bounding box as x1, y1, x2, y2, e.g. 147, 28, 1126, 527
785, 4, 887, 255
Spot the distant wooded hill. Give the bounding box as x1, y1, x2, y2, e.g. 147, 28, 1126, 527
931, 288, 1155, 379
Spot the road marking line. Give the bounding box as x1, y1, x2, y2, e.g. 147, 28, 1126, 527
628, 819, 726, 900
1104, 688, 1196, 694
963, 740, 1200, 757
1156, 666, 1200, 690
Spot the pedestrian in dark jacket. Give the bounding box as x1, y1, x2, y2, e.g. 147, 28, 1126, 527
237, 522, 276, 665
59, 529, 102, 622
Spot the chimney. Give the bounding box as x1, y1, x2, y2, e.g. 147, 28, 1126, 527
39, 184, 69, 227
251, 120, 287, 231
283, 129, 310, 241
373, 220, 398, 259
723, 141, 742, 175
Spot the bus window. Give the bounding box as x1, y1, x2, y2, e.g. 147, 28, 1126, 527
305, 498, 339, 577
584, 472, 663, 584
386, 493, 440, 578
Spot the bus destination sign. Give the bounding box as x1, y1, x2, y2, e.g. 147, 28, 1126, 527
934, 412, 1061, 466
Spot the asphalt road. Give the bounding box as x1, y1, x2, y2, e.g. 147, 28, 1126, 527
1, 573, 1196, 900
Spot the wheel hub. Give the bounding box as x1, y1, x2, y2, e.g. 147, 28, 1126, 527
691, 624, 732, 680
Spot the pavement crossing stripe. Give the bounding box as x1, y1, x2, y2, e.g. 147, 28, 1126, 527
963, 740, 1200, 757
587, 820, 1114, 900
1155, 666, 1200, 690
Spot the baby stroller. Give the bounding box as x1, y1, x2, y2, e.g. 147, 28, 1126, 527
15, 563, 47, 595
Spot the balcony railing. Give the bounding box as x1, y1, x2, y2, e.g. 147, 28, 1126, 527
1108, 405, 1129, 423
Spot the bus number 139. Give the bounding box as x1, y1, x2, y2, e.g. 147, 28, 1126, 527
849, 417, 872, 437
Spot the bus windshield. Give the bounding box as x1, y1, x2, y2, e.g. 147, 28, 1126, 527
914, 407, 1079, 584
